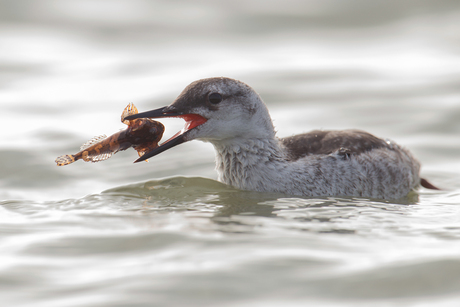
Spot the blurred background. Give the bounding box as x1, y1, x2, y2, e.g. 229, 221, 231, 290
1, 1, 460, 306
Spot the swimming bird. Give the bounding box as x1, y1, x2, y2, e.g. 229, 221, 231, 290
125, 77, 435, 199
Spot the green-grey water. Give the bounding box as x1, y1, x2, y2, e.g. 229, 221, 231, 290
1, 1, 460, 306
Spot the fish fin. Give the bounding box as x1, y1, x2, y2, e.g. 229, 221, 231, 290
80, 135, 107, 151
83, 151, 113, 163
55, 155, 76, 166
137, 150, 149, 162
121, 103, 138, 125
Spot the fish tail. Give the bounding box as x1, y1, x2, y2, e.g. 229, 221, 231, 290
55, 155, 77, 166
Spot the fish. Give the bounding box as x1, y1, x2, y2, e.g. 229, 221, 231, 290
55, 103, 165, 166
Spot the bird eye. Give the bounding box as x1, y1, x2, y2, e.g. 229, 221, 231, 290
208, 92, 222, 104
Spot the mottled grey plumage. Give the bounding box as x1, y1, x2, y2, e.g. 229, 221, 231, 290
141, 77, 424, 199
212, 134, 419, 199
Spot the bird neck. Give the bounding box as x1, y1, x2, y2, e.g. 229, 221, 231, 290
211, 137, 287, 191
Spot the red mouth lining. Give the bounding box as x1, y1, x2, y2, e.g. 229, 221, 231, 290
161, 114, 208, 143
179, 114, 208, 131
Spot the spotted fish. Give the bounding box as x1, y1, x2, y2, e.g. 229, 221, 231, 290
55, 103, 164, 166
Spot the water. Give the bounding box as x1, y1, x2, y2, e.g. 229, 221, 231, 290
1, 0, 460, 306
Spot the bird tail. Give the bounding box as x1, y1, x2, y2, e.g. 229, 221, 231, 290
420, 178, 441, 190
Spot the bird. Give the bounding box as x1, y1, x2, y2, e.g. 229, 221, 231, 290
125, 77, 437, 199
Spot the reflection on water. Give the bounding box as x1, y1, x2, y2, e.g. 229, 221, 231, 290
2, 177, 460, 306
1, 0, 460, 306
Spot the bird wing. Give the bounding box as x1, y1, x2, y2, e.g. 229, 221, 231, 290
280, 129, 389, 161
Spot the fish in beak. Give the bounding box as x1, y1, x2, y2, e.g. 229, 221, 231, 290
123, 106, 207, 162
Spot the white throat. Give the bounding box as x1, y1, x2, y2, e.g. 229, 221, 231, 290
212, 137, 288, 192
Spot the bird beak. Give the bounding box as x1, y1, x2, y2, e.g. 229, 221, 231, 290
124, 106, 180, 120
124, 106, 207, 163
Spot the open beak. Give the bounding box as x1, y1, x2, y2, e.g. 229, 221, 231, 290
124, 106, 207, 163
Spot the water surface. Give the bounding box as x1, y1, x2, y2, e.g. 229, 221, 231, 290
1, 1, 460, 306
